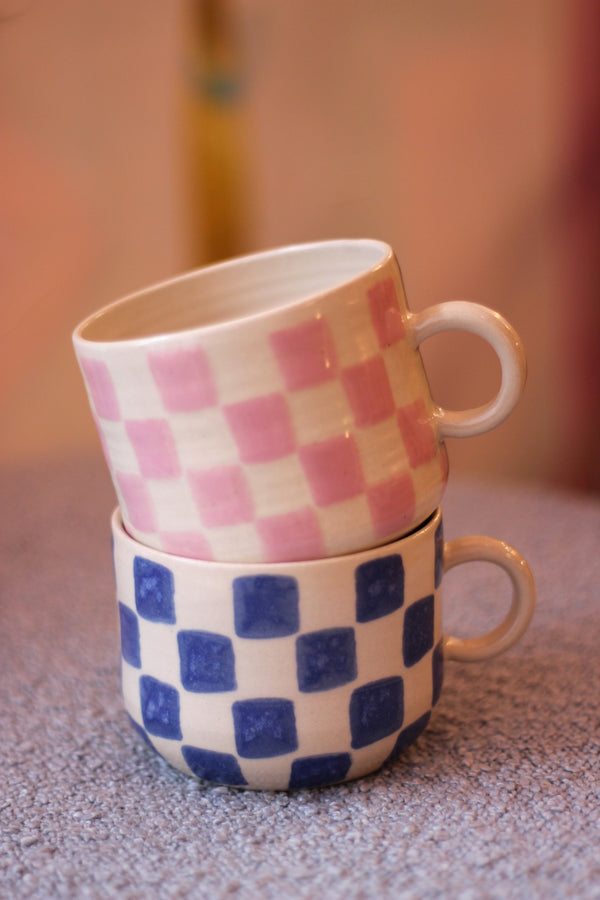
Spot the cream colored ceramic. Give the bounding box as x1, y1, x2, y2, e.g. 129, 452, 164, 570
75, 240, 526, 562
112, 505, 535, 790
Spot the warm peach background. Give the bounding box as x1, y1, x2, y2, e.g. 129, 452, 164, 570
1, 0, 598, 491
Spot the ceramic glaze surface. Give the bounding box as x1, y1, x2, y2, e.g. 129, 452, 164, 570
75, 240, 526, 562
111, 506, 535, 790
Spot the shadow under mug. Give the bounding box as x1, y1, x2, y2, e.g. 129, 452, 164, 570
75, 239, 527, 563
112, 505, 535, 791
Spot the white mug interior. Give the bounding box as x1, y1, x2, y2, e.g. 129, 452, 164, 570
75, 239, 391, 343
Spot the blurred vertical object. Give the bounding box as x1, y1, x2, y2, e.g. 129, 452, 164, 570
182, 0, 252, 264
556, 0, 600, 492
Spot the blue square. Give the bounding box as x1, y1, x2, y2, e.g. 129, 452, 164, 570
181, 746, 247, 786
385, 711, 431, 763
233, 575, 299, 638
355, 554, 404, 623
432, 639, 444, 706
134, 556, 175, 623
289, 753, 352, 789
403, 595, 435, 667
139, 675, 182, 740
118, 602, 141, 668
232, 698, 298, 758
434, 520, 444, 588
178, 630, 236, 693
349, 676, 404, 749
296, 628, 357, 693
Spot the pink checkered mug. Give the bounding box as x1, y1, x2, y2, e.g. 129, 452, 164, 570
72, 239, 526, 562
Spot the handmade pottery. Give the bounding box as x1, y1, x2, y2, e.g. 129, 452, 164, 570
74, 240, 526, 562
111, 506, 535, 790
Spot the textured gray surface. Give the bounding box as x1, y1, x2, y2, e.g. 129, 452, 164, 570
1, 456, 599, 899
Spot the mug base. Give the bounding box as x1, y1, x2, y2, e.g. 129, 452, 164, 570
124, 703, 435, 792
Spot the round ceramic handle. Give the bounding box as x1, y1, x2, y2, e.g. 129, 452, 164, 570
410, 301, 527, 439
442, 535, 536, 662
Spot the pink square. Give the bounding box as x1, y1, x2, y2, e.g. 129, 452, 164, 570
125, 419, 181, 478
341, 356, 395, 427
397, 399, 437, 468
116, 472, 157, 532
224, 393, 296, 463
270, 317, 338, 390
366, 473, 416, 540
159, 531, 214, 560
79, 357, 120, 421
299, 434, 365, 507
188, 465, 254, 527
90, 411, 112, 467
368, 278, 406, 348
257, 508, 325, 562
148, 344, 217, 412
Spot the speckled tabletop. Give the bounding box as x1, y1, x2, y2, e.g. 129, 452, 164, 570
1, 456, 599, 899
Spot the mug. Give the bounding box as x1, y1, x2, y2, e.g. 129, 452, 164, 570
75, 239, 526, 562
112, 506, 535, 791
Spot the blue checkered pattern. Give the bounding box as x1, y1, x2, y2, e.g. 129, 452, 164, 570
115, 519, 445, 790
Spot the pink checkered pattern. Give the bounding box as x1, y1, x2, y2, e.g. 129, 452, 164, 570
78, 277, 448, 562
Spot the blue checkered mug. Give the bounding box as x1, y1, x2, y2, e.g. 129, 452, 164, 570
111, 506, 535, 790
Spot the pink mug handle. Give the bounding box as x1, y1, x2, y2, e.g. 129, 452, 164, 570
410, 300, 527, 439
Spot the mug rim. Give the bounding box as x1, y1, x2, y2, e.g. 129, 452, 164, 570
111, 504, 441, 573
73, 238, 393, 348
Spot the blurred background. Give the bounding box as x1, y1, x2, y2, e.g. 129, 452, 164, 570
1, 0, 598, 491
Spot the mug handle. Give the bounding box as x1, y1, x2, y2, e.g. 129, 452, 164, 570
410, 301, 527, 438
442, 535, 536, 662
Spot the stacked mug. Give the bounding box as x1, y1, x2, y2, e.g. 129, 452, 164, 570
73, 239, 535, 790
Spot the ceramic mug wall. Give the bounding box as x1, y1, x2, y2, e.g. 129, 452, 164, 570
112, 506, 535, 790
75, 240, 526, 562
